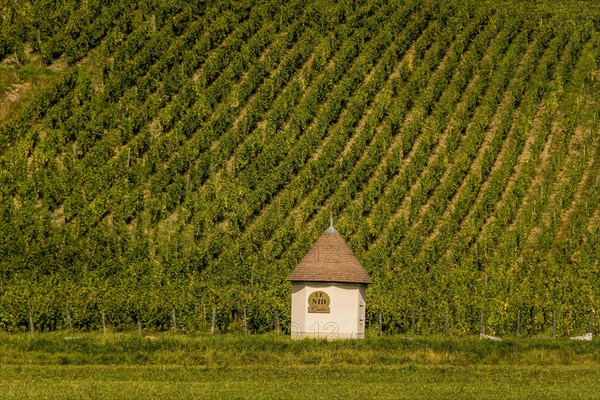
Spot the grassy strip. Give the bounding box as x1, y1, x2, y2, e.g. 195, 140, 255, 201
1, 332, 600, 366
0, 64, 62, 95
2, 333, 600, 399
2, 364, 600, 399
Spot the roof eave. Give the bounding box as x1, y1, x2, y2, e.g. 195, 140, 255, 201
287, 277, 373, 285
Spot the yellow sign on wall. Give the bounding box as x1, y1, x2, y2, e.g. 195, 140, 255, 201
308, 291, 330, 313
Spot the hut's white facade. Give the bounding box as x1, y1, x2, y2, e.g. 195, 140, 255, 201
288, 224, 372, 340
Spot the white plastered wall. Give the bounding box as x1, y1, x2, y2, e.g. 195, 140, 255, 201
291, 282, 367, 340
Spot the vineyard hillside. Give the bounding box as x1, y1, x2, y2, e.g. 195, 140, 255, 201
1, 0, 599, 336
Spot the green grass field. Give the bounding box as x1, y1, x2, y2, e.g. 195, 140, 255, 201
2, 332, 600, 399
3, 364, 600, 399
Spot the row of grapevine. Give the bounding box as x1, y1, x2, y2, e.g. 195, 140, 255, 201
0, 0, 599, 335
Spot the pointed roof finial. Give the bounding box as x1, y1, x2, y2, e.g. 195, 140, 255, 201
326, 215, 337, 233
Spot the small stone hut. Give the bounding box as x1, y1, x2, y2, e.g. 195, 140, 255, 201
288, 222, 372, 339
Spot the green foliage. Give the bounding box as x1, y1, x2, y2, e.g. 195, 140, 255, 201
0, 0, 599, 335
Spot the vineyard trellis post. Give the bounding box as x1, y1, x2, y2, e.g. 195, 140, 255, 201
29, 309, 34, 334
137, 310, 142, 335
444, 309, 449, 337
101, 309, 107, 334
243, 305, 248, 336
36, 29, 44, 67
66, 304, 73, 331
211, 306, 216, 334
516, 310, 521, 339
200, 299, 206, 331
172, 308, 177, 333
279, 7, 283, 30
480, 311, 485, 335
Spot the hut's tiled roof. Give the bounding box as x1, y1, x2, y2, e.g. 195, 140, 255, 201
287, 225, 372, 284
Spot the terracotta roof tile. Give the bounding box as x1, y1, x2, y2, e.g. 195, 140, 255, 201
288, 227, 372, 284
